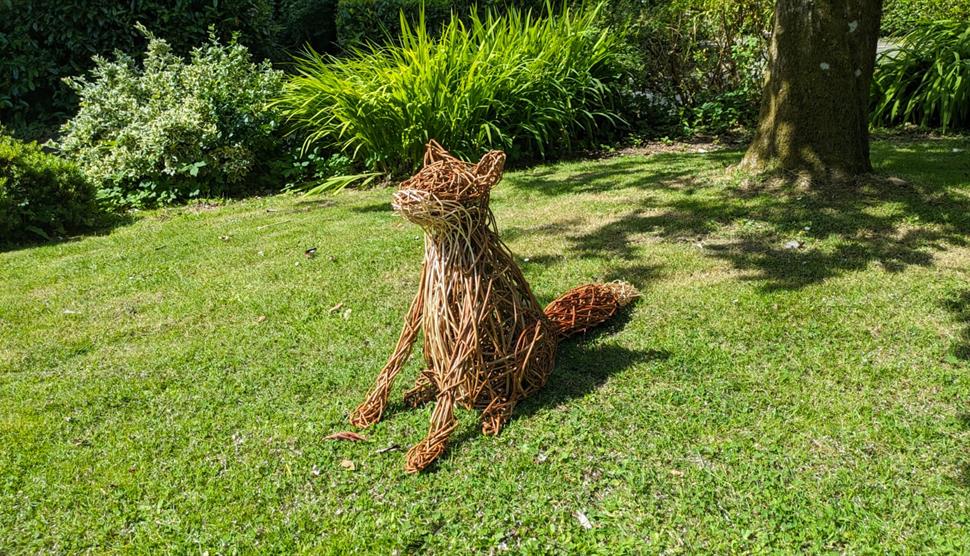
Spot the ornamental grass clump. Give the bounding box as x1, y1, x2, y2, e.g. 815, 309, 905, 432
277, 3, 624, 176
872, 19, 970, 131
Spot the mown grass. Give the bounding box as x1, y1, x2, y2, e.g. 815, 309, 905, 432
2, 138, 969, 553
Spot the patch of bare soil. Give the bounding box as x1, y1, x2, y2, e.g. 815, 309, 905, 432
184, 201, 223, 214
616, 134, 750, 157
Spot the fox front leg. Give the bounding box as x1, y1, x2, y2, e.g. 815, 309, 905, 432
349, 286, 425, 428
404, 303, 482, 472
404, 389, 458, 473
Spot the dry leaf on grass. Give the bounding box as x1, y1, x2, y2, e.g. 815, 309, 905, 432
325, 431, 368, 442
340, 459, 356, 471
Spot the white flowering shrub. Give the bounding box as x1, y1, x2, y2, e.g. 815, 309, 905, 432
58, 26, 285, 207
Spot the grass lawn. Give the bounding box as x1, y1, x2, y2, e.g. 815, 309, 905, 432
2, 137, 969, 553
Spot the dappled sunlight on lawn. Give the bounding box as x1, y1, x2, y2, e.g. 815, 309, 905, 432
2, 137, 969, 553
503, 138, 970, 291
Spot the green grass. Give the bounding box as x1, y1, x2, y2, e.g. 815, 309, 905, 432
2, 137, 970, 553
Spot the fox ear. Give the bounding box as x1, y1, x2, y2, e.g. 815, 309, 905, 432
423, 140, 452, 166
474, 151, 506, 190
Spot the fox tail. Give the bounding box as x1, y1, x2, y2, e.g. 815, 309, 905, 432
543, 281, 638, 338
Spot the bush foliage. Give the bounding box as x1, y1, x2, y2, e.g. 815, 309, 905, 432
279, 4, 624, 175
0, 0, 282, 137
872, 20, 970, 130
4, 0, 966, 142
334, 0, 554, 47
57, 28, 285, 208
0, 134, 99, 244
609, 0, 772, 134
335, 0, 457, 47
881, 0, 970, 37
277, 0, 340, 56
0, 0, 554, 138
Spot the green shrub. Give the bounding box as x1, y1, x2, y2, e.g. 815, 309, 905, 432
614, 0, 772, 135
872, 20, 970, 131
278, 0, 341, 56
681, 32, 767, 134
57, 28, 286, 208
0, 0, 280, 138
0, 135, 99, 244
335, 0, 457, 47
882, 0, 970, 37
279, 4, 624, 175
270, 146, 356, 191
333, 0, 555, 49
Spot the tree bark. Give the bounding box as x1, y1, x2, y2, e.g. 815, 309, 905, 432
741, 0, 882, 178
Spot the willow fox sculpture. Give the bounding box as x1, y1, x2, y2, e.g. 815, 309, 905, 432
350, 141, 637, 472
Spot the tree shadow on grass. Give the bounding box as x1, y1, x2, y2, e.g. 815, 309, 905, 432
508, 151, 739, 197
510, 142, 970, 291
348, 201, 392, 214
292, 198, 338, 211
944, 291, 970, 362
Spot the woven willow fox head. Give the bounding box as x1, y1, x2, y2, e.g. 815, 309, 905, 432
392, 141, 506, 230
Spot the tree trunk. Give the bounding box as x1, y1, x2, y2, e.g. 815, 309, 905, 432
741, 0, 882, 178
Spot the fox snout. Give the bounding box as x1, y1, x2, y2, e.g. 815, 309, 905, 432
393, 189, 451, 228
393, 188, 484, 230
392, 188, 433, 223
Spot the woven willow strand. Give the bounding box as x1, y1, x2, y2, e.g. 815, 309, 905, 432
350, 141, 638, 473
